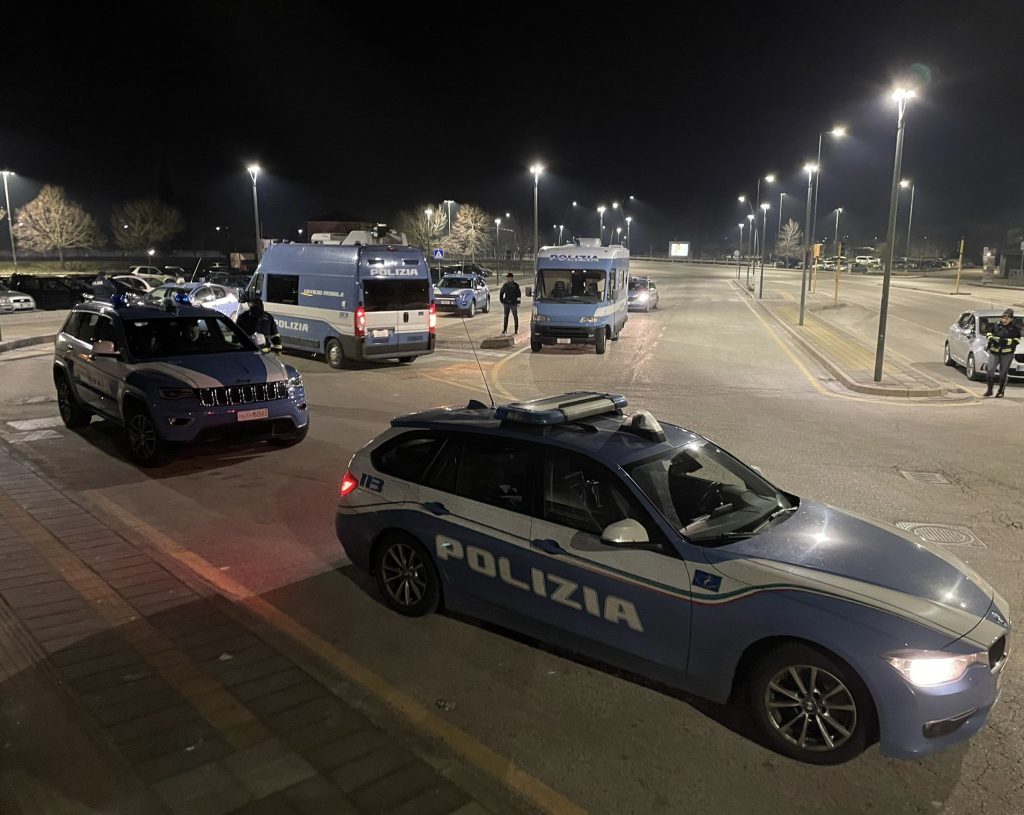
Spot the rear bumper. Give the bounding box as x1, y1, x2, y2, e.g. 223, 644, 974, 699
357, 333, 435, 360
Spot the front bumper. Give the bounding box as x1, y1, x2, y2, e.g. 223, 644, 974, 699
531, 324, 601, 345
152, 386, 309, 444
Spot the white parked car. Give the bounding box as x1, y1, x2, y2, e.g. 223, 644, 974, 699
113, 275, 154, 293
0, 285, 35, 312
944, 309, 1024, 381
144, 283, 241, 321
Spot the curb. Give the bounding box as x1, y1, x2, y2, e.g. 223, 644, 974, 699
0, 333, 55, 353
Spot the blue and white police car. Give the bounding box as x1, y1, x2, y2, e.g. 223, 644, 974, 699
54, 300, 308, 466
336, 392, 1009, 764
433, 273, 491, 318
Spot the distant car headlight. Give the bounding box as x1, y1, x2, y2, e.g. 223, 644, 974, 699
158, 387, 195, 400
579, 316, 598, 324
637, 292, 649, 302
884, 649, 989, 686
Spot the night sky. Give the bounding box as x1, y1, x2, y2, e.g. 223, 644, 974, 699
3, 0, 1022, 258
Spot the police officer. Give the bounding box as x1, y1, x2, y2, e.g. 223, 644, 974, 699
984, 308, 1021, 398
237, 297, 283, 354
499, 272, 521, 334
90, 271, 116, 303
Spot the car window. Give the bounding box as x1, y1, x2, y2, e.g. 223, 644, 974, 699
42, 278, 65, 290
193, 287, 215, 303
958, 313, 973, 331
439, 277, 474, 289
68, 313, 106, 344
373, 432, 446, 484
122, 315, 256, 358
425, 435, 534, 516
211, 286, 227, 299
267, 274, 300, 306
62, 312, 86, 339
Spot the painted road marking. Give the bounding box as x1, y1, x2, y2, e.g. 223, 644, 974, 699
7, 417, 63, 430
2, 429, 62, 443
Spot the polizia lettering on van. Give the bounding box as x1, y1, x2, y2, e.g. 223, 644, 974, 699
435, 535, 644, 632
276, 319, 309, 333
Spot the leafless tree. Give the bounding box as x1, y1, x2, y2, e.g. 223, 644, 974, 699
395, 204, 448, 251
14, 185, 102, 268
448, 203, 494, 260
776, 219, 803, 263
111, 198, 184, 250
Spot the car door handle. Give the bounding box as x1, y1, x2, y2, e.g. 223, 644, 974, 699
532, 538, 565, 555
423, 501, 449, 516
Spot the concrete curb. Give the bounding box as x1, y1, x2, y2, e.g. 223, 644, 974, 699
0, 333, 55, 353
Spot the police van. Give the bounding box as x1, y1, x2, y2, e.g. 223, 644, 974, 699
529, 240, 629, 355
250, 243, 436, 368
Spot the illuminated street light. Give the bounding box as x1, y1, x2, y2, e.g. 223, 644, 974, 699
799, 162, 818, 325
759, 203, 771, 298
443, 200, 455, 235
530, 163, 544, 259
737, 222, 745, 280
247, 163, 262, 261
1, 170, 17, 272
753, 174, 775, 297
615, 226, 623, 244
597, 205, 607, 242
777, 192, 786, 246
809, 125, 847, 277
625, 216, 632, 247
559, 224, 565, 243
899, 178, 916, 256
873, 88, 916, 382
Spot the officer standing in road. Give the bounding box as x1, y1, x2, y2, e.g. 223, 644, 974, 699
984, 308, 1021, 398
499, 272, 521, 334
90, 271, 116, 302
237, 296, 283, 354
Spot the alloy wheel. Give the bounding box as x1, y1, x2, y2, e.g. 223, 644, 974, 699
128, 413, 157, 460
764, 664, 857, 752
380, 543, 427, 607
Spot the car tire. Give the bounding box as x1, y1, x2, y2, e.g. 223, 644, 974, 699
123, 404, 167, 467
943, 342, 955, 367
747, 642, 875, 765
595, 330, 607, 355
966, 353, 982, 381
326, 338, 345, 369
481, 297, 490, 313
55, 371, 91, 429
530, 338, 542, 353
654, 297, 659, 310
465, 300, 476, 318
373, 533, 441, 617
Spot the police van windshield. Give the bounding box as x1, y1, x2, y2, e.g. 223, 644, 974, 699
123, 316, 257, 359
438, 277, 474, 289
362, 279, 430, 311
536, 269, 606, 303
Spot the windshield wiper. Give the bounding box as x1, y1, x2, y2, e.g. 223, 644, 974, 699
753, 505, 797, 532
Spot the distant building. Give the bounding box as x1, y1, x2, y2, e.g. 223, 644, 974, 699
306, 213, 374, 238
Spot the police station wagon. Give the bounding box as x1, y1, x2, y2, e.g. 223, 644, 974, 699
336, 392, 1009, 764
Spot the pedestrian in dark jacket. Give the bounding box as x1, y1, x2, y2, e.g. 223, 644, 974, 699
984, 308, 1021, 398
237, 297, 283, 354
91, 272, 116, 303
499, 273, 521, 334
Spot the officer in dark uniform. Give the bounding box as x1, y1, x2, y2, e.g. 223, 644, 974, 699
499, 273, 521, 334
237, 297, 283, 354
90, 271, 117, 303
984, 308, 1021, 398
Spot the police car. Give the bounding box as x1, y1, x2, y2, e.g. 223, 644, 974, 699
336, 392, 1009, 764
54, 299, 308, 466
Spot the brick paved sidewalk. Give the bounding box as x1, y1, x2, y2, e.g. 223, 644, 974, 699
0, 446, 495, 815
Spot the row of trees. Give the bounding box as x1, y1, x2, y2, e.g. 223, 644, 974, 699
395, 202, 531, 261
3, 185, 185, 267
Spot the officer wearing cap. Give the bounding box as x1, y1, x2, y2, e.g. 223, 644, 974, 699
237, 297, 283, 355
984, 308, 1021, 398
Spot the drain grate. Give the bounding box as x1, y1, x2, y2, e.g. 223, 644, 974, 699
896, 522, 985, 548
899, 470, 951, 485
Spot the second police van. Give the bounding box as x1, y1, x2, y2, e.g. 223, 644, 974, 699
529, 239, 629, 355
250, 243, 435, 368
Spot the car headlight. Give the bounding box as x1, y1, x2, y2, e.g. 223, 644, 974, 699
579, 316, 598, 324
637, 292, 649, 302
158, 387, 195, 400
286, 374, 303, 389
884, 649, 989, 687
0, 297, 10, 305
533, 313, 549, 322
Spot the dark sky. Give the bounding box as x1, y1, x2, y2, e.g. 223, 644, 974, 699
3, 0, 1023, 258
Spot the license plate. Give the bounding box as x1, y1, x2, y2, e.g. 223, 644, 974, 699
372, 329, 389, 339
556, 337, 572, 344
237, 408, 269, 422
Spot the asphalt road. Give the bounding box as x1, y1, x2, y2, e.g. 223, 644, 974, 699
1, 262, 1022, 815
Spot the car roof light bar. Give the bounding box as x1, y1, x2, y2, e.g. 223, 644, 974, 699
495, 392, 628, 425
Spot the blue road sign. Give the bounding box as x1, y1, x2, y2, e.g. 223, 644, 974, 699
433, 248, 444, 259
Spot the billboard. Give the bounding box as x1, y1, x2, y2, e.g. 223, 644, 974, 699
669, 242, 690, 258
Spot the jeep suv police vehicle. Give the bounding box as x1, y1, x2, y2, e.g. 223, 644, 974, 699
336, 392, 1009, 764
54, 300, 309, 466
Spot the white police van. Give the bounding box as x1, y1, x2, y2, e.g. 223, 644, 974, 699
529, 240, 629, 355
251, 243, 435, 368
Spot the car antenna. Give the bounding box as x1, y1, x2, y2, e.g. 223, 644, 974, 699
460, 307, 495, 409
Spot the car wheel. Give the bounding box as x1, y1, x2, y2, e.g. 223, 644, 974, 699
595, 330, 607, 355
373, 533, 440, 617
55, 372, 91, 429
398, 356, 417, 364
654, 297, 659, 310
748, 642, 875, 765
966, 353, 982, 381
465, 300, 476, 318
943, 342, 955, 366
326, 338, 345, 369
481, 296, 490, 313
124, 405, 167, 467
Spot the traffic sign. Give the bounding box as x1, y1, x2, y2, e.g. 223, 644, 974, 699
433, 248, 444, 259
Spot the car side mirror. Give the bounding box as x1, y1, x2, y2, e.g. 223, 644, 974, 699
91, 340, 119, 358
600, 518, 650, 547
525, 286, 533, 298
750, 464, 764, 475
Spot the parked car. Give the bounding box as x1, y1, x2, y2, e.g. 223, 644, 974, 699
144, 282, 241, 320
335, 391, 1010, 764
6, 274, 94, 310
113, 275, 154, 293
944, 309, 1024, 381
627, 276, 659, 311
433, 274, 490, 317
53, 300, 308, 466
0, 285, 36, 312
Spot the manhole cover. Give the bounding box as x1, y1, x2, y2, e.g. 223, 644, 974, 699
899, 470, 950, 484
895, 522, 985, 548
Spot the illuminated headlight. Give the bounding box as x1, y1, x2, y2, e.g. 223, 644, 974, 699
158, 387, 195, 400
286, 374, 303, 389
533, 314, 549, 322
579, 316, 598, 324
637, 292, 649, 302
884, 649, 989, 687
0, 297, 10, 305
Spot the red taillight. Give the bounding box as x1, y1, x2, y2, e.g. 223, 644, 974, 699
355, 306, 366, 338
428, 302, 436, 334
339, 471, 359, 497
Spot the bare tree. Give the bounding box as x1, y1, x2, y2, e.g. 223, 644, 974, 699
14, 185, 102, 268
111, 198, 184, 250
448, 203, 493, 260
775, 219, 803, 263
394, 204, 448, 251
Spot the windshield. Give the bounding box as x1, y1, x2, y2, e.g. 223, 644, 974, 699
628, 279, 649, 291
625, 440, 793, 543
536, 268, 607, 303
123, 315, 257, 359
438, 277, 474, 289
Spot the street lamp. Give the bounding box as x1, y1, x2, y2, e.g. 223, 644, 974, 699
777, 192, 786, 246
754, 175, 775, 298
833, 208, 843, 259
737, 222, 745, 279
874, 88, 916, 382
625, 216, 632, 247
297, 228, 304, 241
738, 195, 755, 255
246, 163, 262, 261
443, 200, 455, 235
558, 224, 565, 243
597, 205, 606, 242
759, 202, 771, 298
148, 248, 156, 263
615, 226, 623, 244
809, 126, 847, 275
530, 164, 543, 259
746, 213, 755, 287
900, 179, 915, 257
1, 170, 17, 272
799, 162, 817, 325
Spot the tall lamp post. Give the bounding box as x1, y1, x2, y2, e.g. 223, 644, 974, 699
625, 216, 632, 248
558, 224, 564, 243
246, 164, 262, 261
615, 226, 623, 244
900, 179, 915, 257
443, 200, 454, 235
873, 88, 916, 382
833, 208, 843, 257
1, 170, 16, 272
809, 126, 847, 284
597, 205, 606, 243
745, 213, 755, 288
738, 195, 755, 255
737, 223, 744, 280
424, 208, 433, 252
530, 164, 543, 260
777, 192, 786, 247
799, 162, 817, 325
758, 202, 771, 298
494, 217, 501, 265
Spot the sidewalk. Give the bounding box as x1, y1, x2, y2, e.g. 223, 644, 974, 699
0, 445, 498, 815
0, 311, 65, 352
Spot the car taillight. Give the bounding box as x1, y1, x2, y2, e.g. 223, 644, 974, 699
339, 471, 359, 497
429, 302, 436, 334
355, 306, 366, 338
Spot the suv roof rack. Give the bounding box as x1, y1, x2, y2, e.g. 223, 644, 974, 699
495, 392, 627, 425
